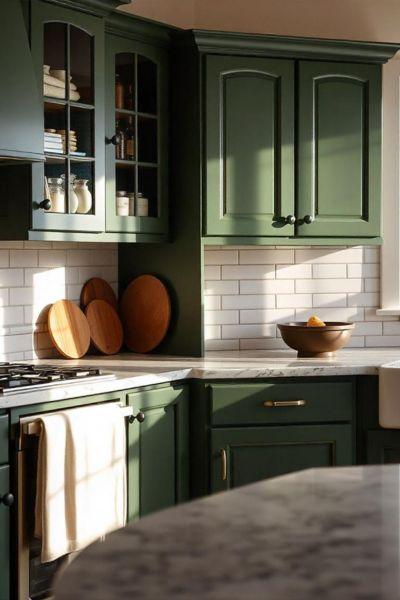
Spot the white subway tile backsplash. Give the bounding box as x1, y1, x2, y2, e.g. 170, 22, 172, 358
204, 266, 221, 280
240, 280, 294, 294
222, 265, 275, 280
276, 264, 312, 279
204, 295, 221, 310
239, 249, 294, 264
204, 339, 240, 351
312, 264, 347, 279
204, 245, 393, 350
312, 294, 347, 308
222, 295, 275, 309
204, 310, 239, 325
0, 242, 118, 360
296, 279, 363, 294
204, 250, 238, 265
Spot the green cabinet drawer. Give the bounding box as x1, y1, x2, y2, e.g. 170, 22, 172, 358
208, 381, 354, 426
0, 415, 8, 465
0, 465, 10, 600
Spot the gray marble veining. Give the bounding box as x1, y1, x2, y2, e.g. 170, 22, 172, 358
55, 464, 400, 599
1, 348, 400, 408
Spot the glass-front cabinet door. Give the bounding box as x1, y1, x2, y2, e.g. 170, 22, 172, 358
105, 34, 168, 237
31, 2, 105, 233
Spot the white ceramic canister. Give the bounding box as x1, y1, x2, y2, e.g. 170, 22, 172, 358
116, 191, 129, 216
75, 179, 92, 214
47, 177, 65, 213
136, 192, 149, 217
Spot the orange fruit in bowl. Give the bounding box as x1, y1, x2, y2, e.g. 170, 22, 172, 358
306, 315, 326, 327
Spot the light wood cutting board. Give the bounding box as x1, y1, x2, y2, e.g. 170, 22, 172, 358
85, 299, 123, 355
48, 299, 91, 359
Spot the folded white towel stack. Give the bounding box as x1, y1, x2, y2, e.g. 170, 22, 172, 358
34, 402, 127, 563
43, 65, 80, 101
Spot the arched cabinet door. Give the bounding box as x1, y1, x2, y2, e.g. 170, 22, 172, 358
205, 55, 295, 237
297, 61, 381, 238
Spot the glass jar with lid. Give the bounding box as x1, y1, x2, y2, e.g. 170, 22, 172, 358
116, 190, 129, 216
136, 192, 149, 217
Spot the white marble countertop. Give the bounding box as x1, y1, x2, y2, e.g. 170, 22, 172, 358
55, 464, 400, 600
1, 348, 400, 409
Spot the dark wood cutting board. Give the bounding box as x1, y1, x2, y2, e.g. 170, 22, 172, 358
120, 274, 171, 353
80, 277, 118, 311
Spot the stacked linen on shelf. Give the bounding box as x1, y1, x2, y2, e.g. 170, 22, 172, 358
44, 130, 63, 154
43, 65, 80, 101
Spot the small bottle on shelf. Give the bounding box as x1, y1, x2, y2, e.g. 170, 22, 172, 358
136, 192, 149, 217
126, 83, 134, 111
115, 74, 124, 109
115, 119, 126, 160
125, 116, 135, 161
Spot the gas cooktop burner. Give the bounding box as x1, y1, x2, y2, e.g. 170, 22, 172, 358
0, 363, 115, 394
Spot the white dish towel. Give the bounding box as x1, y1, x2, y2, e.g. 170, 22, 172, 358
34, 403, 127, 563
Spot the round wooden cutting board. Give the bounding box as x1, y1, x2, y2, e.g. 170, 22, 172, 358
85, 299, 123, 355
48, 300, 91, 359
120, 275, 171, 353
80, 277, 118, 310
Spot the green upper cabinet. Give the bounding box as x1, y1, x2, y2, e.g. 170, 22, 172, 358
105, 33, 169, 238
127, 385, 189, 521
205, 55, 295, 237
297, 61, 381, 238
30, 1, 106, 233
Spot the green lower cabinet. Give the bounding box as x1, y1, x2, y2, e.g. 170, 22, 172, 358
127, 385, 189, 520
0, 465, 10, 600
211, 424, 353, 493
366, 430, 400, 464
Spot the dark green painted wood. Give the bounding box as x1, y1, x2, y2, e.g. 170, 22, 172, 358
41, 0, 129, 17
205, 55, 294, 237
0, 416, 8, 465
30, 1, 106, 233
127, 384, 189, 520
191, 30, 400, 64
105, 10, 172, 47
118, 42, 203, 356
209, 380, 354, 426
0, 0, 43, 162
105, 33, 169, 235
202, 236, 383, 246
0, 465, 10, 600
211, 423, 353, 492
297, 61, 381, 238
366, 430, 400, 464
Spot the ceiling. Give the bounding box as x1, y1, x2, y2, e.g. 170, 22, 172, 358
119, 0, 400, 44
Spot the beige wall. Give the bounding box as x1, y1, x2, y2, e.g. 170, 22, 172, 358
121, 0, 400, 42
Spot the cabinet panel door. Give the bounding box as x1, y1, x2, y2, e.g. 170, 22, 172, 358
211, 424, 353, 493
105, 34, 168, 236
31, 1, 105, 233
297, 61, 381, 238
367, 430, 400, 464
127, 386, 189, 520
0, 465, 10, 600
205, 55, 294, 237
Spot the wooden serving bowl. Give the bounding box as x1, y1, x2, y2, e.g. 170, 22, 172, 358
277, 322, 355, 357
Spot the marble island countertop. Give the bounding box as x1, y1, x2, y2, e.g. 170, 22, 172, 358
1, 348, 400, 408
55, 464, 400, 600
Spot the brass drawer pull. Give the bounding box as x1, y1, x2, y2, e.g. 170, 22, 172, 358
220, 448, 227, 481
263, 400, 306, 408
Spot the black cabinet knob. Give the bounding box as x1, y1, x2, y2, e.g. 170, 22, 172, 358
285, 215, 296, 225
105, 134, 120, 146
136, 411, 146, 423
1, 493, 14, 507
303, 215, 314, 224
38, 199, 51, 211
